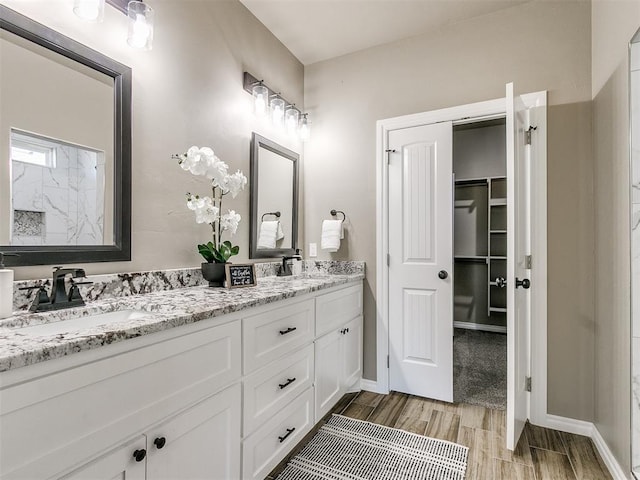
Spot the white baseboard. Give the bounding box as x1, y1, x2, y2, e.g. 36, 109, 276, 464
591, 424, 631, 480
534, 414, 629, 479
533, 413, 593, 436
360, 378, 387, 394
453, 321, 507, 333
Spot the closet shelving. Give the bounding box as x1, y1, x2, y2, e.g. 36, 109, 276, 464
453, 176, 507, 331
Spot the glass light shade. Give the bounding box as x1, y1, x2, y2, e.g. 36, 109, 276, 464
299, 115, 310, 141
270, 96, 285, 127
285, 106, 299, 136
252, 84, 268, 117
127, 1, 154, 50
73, 0, 105, 22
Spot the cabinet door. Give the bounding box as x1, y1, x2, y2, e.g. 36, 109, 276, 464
146, 383, 241, 480
342, 316, 363, 390
61, 436, 146, 480
314, 330, 342, 421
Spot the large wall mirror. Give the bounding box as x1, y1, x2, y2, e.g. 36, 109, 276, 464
0, 5, 131, 266
630, 27, 640, 480
249, 133, 299, 259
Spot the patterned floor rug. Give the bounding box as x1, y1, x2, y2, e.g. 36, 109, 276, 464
275, 414, 468, 480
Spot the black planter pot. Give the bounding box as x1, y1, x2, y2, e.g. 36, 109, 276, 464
201, 262, 226, 287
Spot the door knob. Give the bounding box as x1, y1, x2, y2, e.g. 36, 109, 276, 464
515, 278, 530, 289
438, 270, 448, 279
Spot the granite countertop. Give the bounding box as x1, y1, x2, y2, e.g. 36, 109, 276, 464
0, 272, 364, 373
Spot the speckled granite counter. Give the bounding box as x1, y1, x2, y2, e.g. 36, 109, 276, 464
0, 262, 364, 373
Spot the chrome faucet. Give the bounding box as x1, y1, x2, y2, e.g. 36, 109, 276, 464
278, 250, 302, 277
20, 266, 92, 312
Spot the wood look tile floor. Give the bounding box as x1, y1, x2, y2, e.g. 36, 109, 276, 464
266, 391, 612, 480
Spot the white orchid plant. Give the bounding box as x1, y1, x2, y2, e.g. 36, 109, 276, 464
173, 146, 248, 264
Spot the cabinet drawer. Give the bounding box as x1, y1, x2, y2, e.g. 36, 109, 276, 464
243, 299, 314, 374
243, 344, 314, 436
242, 388, 314, 480
315, 283, 363, 337
1, 321, 241, 479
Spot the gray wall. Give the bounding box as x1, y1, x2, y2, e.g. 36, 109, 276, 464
303, 1, 595, 421
1, 0, 304, 280
592, 0, 640, 472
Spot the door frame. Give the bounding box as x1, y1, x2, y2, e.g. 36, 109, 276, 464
375, 92, 548, 426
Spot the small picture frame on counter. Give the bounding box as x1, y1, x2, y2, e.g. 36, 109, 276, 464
225, 264, 257, 289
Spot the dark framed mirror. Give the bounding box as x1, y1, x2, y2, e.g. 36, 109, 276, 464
0, 5, 131, 266
249, 133, 299, 259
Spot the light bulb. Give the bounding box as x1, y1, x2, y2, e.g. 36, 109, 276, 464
252, 84, 268, 117
73, 0, 104, 22
299, 115, 310, 141
271, 96, 285, 127
285, 106, 299, 136
127, 1, 154, 50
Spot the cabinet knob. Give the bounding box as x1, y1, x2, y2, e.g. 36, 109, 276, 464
133, 449, 146, 462
153, 437, 166, 449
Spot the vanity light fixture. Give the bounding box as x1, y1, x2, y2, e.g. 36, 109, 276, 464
127, 1, 154, 50
73, 0, 105, 22
74, 0, 155, 50
243, 72, 310, 139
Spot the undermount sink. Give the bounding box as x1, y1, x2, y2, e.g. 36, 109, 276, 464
17, 310, 149, 336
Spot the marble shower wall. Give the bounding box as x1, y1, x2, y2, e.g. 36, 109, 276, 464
11, 143, 105, 245
631, 39, 640, 478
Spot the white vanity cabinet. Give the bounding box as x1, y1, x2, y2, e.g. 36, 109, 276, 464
314, 284, 364, 421
0, 279, 363, 480
62, 384, 241, 480
0, 319, 242, 479
241, 299, 317, 480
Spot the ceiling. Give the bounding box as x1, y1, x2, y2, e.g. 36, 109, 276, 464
240, 0, 530, 65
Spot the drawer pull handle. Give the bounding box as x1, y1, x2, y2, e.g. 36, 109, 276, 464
279, 327, 297, 335
154, 437, 166, 449
278, 427, 295, 443
278, 377, 297, 389
133, 449, 146, 462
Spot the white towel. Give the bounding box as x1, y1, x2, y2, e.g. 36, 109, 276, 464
321, 219, 343, 252
276, 221, 284, 241
258, 221, 279, 249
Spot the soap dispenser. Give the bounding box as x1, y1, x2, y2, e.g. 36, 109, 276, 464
0, 252, 18, 319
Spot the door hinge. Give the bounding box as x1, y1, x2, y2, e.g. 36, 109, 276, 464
524, 126, 538, 145
387, 254, 390, 267
525, 376, 532, 392
387, 355, 390, 369
525, 255, 532, 269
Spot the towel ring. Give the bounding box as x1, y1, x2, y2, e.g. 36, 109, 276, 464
330, 209, 346, 222
261, 211, 281, 221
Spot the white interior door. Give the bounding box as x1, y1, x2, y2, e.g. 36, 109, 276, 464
388, 122, 453, 402
506, 82, 532, 450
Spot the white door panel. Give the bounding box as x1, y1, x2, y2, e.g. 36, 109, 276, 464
388, 122, 453, 402
506, 82, 531, 450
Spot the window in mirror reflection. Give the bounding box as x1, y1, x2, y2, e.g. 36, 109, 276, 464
10, 129, 106, 246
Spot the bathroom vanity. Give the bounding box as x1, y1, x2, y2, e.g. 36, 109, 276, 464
0, 268, 363, 480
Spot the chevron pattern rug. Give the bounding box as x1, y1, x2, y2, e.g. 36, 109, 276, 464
275, 414, 468, 480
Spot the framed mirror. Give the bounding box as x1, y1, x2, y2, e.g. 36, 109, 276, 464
249, 133, 299, 259
0, 5, 131, 266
